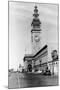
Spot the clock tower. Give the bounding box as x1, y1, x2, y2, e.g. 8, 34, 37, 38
31, 5, 41, 54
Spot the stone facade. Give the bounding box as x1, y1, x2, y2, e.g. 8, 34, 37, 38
23, 5, 58, 75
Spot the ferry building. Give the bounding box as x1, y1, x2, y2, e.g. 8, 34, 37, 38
23, 5, 58, 75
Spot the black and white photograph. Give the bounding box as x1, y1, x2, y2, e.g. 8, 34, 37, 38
8, 1, 59, 89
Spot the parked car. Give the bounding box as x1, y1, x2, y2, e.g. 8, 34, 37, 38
43, 70, 51, 75
42, 67, 51, 75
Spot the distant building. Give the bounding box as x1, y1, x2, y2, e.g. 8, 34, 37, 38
47, 50, 59, 75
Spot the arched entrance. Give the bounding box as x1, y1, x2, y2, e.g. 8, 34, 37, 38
28, 64, 32, 72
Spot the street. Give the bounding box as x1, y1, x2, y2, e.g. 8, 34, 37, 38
8, 72, 58, 89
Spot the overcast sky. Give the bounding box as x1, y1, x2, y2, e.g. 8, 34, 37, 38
9, 2, 58, 70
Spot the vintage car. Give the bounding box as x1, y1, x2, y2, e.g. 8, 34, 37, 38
42, 67, 51, 75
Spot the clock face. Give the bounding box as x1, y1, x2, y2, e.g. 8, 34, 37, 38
34, 35, 40, 42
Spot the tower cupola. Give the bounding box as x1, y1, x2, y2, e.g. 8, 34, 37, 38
31, 5, 41, 28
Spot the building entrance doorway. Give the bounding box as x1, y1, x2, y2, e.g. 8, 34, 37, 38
28, 64, 32, 72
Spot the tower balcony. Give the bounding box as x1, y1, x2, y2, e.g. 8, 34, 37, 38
31, 28, 41, 33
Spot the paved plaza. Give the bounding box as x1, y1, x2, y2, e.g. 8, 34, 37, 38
8, 72, 58, 89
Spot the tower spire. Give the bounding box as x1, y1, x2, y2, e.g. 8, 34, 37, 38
31, 5, 41, 29
33, 5, 39, 17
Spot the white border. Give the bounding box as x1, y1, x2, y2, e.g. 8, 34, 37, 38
0, 0, 60, 90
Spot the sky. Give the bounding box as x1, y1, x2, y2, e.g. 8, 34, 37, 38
9, 2, 58, 70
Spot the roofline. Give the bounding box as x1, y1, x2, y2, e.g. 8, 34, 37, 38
34, 45, 47, 57
24, 45, 48, 60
